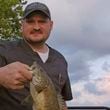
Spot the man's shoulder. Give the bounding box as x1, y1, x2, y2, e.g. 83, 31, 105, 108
0, 39, 22, 53
49, 46, 67, 62
0, 39, 22, 48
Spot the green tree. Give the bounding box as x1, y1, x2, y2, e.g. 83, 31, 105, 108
0, 0, 27, 40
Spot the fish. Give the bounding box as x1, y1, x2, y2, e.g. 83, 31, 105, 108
29, 62, 64, 110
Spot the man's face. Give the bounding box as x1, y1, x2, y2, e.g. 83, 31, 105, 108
21, 13, 53, 45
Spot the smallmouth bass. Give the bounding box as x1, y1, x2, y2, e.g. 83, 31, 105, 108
30, 62, 64, 110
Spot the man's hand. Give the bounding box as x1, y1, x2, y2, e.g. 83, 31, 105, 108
0, 61, 32, 90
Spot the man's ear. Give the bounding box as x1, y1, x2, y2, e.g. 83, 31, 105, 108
50, 21, 53, 30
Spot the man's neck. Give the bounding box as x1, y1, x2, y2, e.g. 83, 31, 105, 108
32, 44, 49, 53
24, 40, 48, 53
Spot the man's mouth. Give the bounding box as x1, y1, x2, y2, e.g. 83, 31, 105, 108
30, 30, 42, 35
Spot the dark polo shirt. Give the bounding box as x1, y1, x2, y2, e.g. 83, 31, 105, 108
0, 39, 73, 110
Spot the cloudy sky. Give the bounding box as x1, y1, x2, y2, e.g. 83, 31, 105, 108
27, 0, 110, 107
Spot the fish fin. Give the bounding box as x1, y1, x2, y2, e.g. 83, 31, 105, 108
21, 94, 33, 105
57, 93, 65, 110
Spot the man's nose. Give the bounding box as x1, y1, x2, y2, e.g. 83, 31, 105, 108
34, 22, 40, 30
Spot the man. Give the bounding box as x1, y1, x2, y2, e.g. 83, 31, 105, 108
0, 2, 73, 110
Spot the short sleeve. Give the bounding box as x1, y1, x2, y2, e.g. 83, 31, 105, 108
61, 69, 73, 101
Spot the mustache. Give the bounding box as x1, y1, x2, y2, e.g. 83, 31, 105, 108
31, 28, 42, 34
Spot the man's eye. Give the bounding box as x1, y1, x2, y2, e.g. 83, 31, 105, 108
26, 19, 34, 23
39, 20, 47, 23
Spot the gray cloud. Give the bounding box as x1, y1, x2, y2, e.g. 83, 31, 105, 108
102, 61, 110, 72
84, 82, 105, 95
48, 0, 110, 55
68, 51, 92, 82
